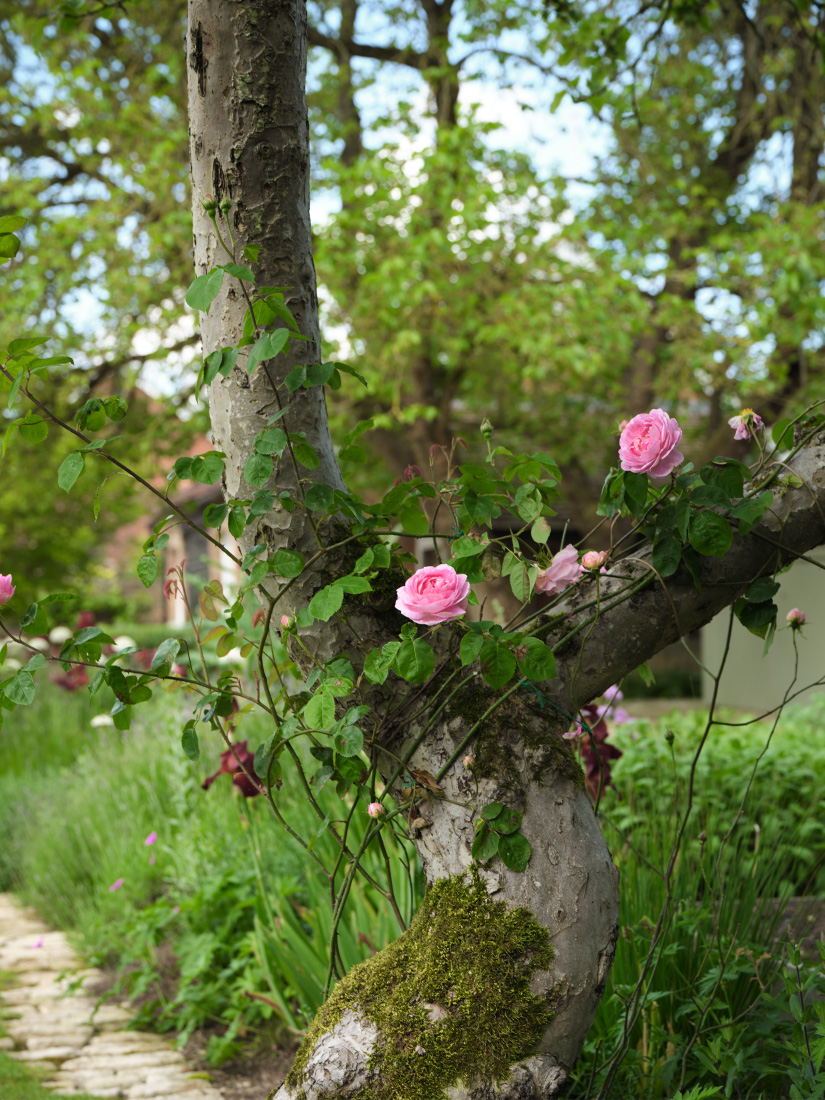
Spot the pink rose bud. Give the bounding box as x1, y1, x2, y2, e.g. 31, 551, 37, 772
395, 564, 470, 626
534, 545, 582, 597
619, 409, 684, 478
0, 574, 15, 605
786, 608, 806, 628
581, 550, 608, 571
619, 419, 629, 432
728, 408, 764, 441
367, 802, 385, 818
463, 755, 475, 768
281, 614, 295, 630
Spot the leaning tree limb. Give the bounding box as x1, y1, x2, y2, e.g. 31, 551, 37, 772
186, 4, 825, 1098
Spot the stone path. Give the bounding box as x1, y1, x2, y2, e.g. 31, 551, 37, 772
0, 893, 225, 1099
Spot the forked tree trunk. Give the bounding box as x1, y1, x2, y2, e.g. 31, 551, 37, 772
186, 5, 825, 1098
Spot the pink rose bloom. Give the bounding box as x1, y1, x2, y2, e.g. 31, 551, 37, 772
367, 802, 384, 817
395, 564, 470, 626
581, 550, 608, 571
535, 544, 582, 597
619, 409, 684, 478
786, 608, 806, 628
0, 574, 15, 605
728, 408, 764, 441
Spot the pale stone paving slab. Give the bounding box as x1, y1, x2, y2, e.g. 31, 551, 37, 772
0, 893, 225, 1099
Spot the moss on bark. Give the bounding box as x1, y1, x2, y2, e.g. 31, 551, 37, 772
280, 870, 554, 1100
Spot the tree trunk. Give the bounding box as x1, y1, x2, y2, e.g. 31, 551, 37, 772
187, 5, 825, 1099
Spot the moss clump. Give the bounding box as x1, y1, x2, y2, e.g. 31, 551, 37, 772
444, 680, 585, 794
283, 871, 554, 1100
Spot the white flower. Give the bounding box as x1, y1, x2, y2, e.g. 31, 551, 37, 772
48, 625, 73, 645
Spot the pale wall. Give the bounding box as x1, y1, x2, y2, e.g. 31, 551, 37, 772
702, 547, 825, 711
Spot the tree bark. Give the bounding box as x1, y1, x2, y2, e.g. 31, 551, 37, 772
187, 5, 825, 1099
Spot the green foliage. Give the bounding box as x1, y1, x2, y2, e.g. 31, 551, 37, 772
0, 683, 423, 1063
564, 698, 825, 1098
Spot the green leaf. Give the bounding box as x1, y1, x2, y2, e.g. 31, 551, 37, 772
353, 548, 374, 573
8, 337, 47, 357
221, 263, 255, 281
20, 603, 48, 635
309, 584, 345, 621
499, 832, 532, 872
151, 638, 181, 676
479, 640, 516, 689
204, 502, 228, 528
472, 822, 500, 863
517, 637, 556, 681
335, 724, 364, 757
772, 418, 792, 448
363, 641, 400, 685
306, 362, 336, 386
652, 536, 682, 578
304, 692, 336, 730
244, 451, 274, 489
18, 413, 48, 443
393, 638, 435, 684
491, 806, 523, 835
58, 451, 85, 493
255, 427, 287, 455
689, 511, 733, 558
305, 483, 335, 511
745, 577, 780, 603
228, 505, 246, 538
185, 268, 225, 312
247, 329, 290, 374
102, 395, 128, 421
293, 441, 320, 470
399, 500, 430, 536
181, 724, 200, 760
0, 215, 26, 233
0, 233, 20, 260
737, 599, 777, 633
284, 365, 307, 391
266, 549, 302, 579
137, 554, 158, 588
76, 398, 105, 432
190, 452, 224, 485
730, 491, 773, 536
6, 670, 35, 706
334, 575, 371, 594
113, 704, 132, 731
460, 632, 485, 666
481, 802, 504, 821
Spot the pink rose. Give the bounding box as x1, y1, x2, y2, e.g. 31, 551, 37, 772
367, 802, 384, 817
281, 614, 295, 630
581, 550, 608, 571
619, 409, 684, 478
728, 408, 763, 441
534, 544, 582, 597
0, 574, 15, 605
395, 564, 470, 626
786, 608, 806, 628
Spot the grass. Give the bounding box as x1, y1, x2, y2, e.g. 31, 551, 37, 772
0, 1051, 106, 1100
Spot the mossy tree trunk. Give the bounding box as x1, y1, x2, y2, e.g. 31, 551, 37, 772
187, 4, 825, 1098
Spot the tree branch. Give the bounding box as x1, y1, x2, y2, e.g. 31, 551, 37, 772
550, 431, 825, 714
